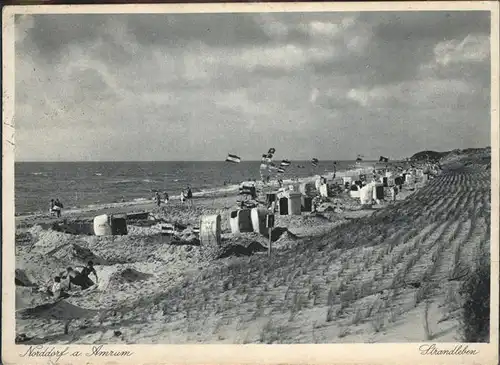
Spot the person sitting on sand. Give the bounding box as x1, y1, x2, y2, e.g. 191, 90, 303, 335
75, 261, 98, 290
180, 191, 186, 203
47, 276, 70, 300
60, 267, 80, 290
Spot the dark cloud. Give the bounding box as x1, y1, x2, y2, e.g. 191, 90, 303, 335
311, 11, 490, 88
21, 15, 108, 56
369, 11, 490, 42
126, 13, 272, 47
13, 10, 492, 161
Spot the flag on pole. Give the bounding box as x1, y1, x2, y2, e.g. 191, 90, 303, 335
225, 154, 241, 163
311, 158, 319, 167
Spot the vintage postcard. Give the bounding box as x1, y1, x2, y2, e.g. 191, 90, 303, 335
2, 2, 499, 364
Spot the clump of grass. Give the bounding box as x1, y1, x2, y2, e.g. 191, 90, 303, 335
289, 293, 306, 322
340, 287, 356, 303
388, 307, 401, 323
310, 283, 321, 305
444, 284, 461, 312
327, 285, 336, 307
338, 326, 350, 338
259, 320, 287, 344
358, 280, 374, 299
381, 261, 390, 275
391, 269, 404, 288
350, 307, 363, 325
413, 283, 430, 307
459, 254, 490, 342
326, 306, 336, 322
371, 313, 385, 333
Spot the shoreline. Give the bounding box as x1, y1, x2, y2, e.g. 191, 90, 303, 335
15, 164, 382, 224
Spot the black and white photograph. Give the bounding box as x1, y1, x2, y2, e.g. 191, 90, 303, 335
2, 2, 499, 364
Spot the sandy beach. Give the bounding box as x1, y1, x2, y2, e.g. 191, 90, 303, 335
14, 149, 491, 344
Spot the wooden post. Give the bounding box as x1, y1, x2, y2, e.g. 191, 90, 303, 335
266, 213, 274, 257
268, 227, 272, 257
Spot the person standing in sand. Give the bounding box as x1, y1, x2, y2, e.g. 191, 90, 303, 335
391, 186, 398, 202
54, 199, 63, 217
163, 191, 169, 204
155, 191, 162, 208
186, 186, 193, 206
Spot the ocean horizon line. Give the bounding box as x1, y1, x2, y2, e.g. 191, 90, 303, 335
14, 159, 403, 164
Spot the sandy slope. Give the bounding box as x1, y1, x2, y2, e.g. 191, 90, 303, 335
14, 153, 491, 344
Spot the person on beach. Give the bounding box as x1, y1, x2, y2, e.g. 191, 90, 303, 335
60, 267, 87, 290
312, 196, 321, 213
47, 276, 70, 300
332, 162, 337, 179
77, 261, 98, 289
59, 267, 77, 290
269, 199, 277, 213
50, 198, 63, 218
186, 186, 193, 206
163, 191, 169, 204
180, 191, 186, 203
391, 186, 398, 202
155, 191, 162, 208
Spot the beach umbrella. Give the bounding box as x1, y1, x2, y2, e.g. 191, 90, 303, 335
311, 158, 319, 167
379, 156, 389, 162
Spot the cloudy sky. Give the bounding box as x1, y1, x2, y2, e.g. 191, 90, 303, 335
14, 11, 491, 162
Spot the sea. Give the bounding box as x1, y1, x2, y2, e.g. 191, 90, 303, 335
15, 160, 388, 215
